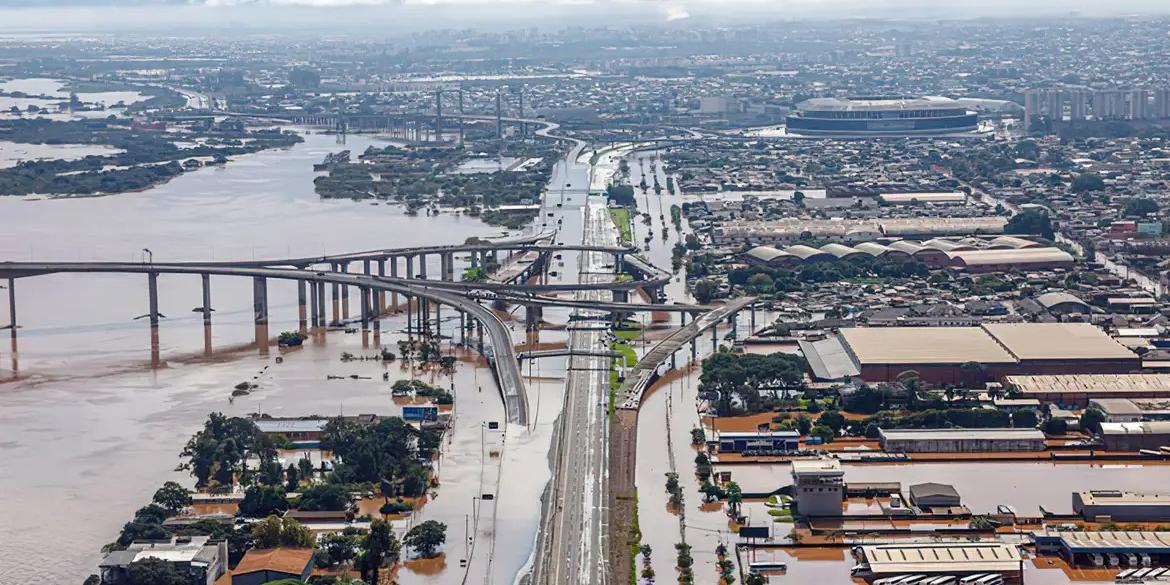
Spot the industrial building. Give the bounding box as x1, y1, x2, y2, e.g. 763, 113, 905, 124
1033, 530, 1170, 568
851, 543, 1024, 584
785, 96, 980, 136
1099, 421, 1170, 451
879, 428, 1046, 453
821, 323, 1138, 384
1074, 491, 1170, 521
716, 430, 800, 454
739, 237, 1069, 273
714, 218, 1007, 246
1005, 374, 1170, 406
791, 459, 844, 517
1090, 398, 1170, 422
908, 483, 962, 509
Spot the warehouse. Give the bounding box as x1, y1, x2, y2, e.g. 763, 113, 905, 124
1074, 491, 1170, 521
715, 430, 800, 454
852, 543, 1024, 584
1033, 530, 1170, 568
946, 247, 1075, 273
1090, 398, 1170, 422
828, 323, 1138, 384
1004, 374, 1170, 407
879, 428, 1046, 453
1099, 421, 1170, 451
908, 483, 962, 509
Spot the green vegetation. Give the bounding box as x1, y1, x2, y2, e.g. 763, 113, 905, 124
613, 341, 637, 368
403, 520, 447, 558
1004, 209, 1055, 240
320, 416, 441, 495
700, 350, 807, 416
609, 206, 633, 246
252, 515, 315, 549
0, 118, 300, 196
629, 492, 644, 585
179, 413, 277, 488
606, 183, 636, 207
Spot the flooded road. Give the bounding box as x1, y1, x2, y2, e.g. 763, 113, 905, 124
0, 129, 521, 583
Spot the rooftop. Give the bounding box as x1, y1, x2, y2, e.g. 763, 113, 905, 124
839, 326, 1016, 365
859, 542, 1022, 574
1038, 530, 1170, 551
880, 428, 1045, 441
1100, 421, 1170, 435
983, 323, 1135, 361
1077, 491, 1170, 506
797, 96, 966, 112
232, 548, 315, 577
1006, 374, 1170, 395
790, 458, 843, 475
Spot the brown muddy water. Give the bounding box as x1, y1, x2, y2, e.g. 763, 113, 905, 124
0, 130, 566, 584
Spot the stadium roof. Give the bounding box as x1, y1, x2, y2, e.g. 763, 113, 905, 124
839, 326, 1016, 365
983, 323, 1134, 361
797, 96, 966, 112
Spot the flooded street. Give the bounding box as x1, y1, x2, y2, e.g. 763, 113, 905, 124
0, 129, 538, 583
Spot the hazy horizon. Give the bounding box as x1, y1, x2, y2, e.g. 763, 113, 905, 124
1, 0, 1169, 35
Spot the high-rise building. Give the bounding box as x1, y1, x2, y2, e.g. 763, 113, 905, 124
1157, 89, 1170, 119
1130, 90, 1151, 120
1045, 90, 1063, 122
1069, 90, 1088, 121
1024, 89, 1041, 129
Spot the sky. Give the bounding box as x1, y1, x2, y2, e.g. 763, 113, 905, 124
0, 0, 1167, 34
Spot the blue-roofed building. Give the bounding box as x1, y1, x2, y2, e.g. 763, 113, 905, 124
715, 431, 800, 454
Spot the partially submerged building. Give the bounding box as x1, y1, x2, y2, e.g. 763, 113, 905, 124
852, 543, 1024, 584
879, 428, 1046, 453
1074, 491, 1170, 521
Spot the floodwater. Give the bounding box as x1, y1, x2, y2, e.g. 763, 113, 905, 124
0, 140, 124, 169
0, 128, 559, 583
716, 460, 1170, 517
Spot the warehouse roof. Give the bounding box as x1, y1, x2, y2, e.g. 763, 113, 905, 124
879, 428, 1045, 442
1038, 530, 1170, 552
1100, 421, 1170, 436
947, 247, 1074, 267
253, 418, 328, 435
1035, 291, 1091, 311
839, 326, 1016, 365
909, 482, 961, 500
1077, 491, 1170, 506
1006, 374, 1170, 396
879, 192, 966, 204
983, 323, 1135, 361
743, 245, 791, 262
858, 543, 1022, 574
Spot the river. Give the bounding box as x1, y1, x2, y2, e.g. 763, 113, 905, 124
0, 128, 531, 583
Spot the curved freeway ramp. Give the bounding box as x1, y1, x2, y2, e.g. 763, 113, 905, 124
0, 262, 530, 426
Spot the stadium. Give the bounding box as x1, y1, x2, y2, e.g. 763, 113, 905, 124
786, 96, 980, 136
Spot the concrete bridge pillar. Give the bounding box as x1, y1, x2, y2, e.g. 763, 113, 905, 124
371, 288, 381, 346
729, 312, 738, 340
443, 252, 455, 281
611, 289, 629, 303
750, 303, 756, 332
297, 279, 308, 334
419, 253, 428, 280
470, 250, 479, 270
524, 305, 543, 331
309, 278, 320, 328
359, 285, 371, 345
316, 282, 326, 330
459, 311, 466, 345
201, 273, 212, 326
390, 256, 399, 311
363, 259, 371, 276
253, 276, 269, 353
253, 276, 268, 326
680, 311, 687, 327
616, 253, 625, 273
340, 263, 350, 320
6, 277, 15, 336
711, 322, 719, 349
330, 272, 340, 326
377, 259, 386, 311
406, 255, 415, 280
405, 295, 412, 338
147, 272, 160, 329
477, 321, 484, 354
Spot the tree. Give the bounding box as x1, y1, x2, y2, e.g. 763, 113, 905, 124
605, 184, 636, 207
151, 481, 192, 515
124, 557, 188, 585
297, 483, 351, 512
1004, 209, 1054, 240
358, 519, 400, 585
818, 410, 846, 433
796, 415, 812, 436
693, 279, 719, 304
792, 191, 806, 206
285, 464, 300, 492
404, 520, 447, 558
745, 573, 768, 585
298, 457, 315, 483
1080, 408, 1107, 435
1043, 418, 1069, 435
1125, 197, 1160, 217
318, 532, 359, 566
1071, 173, 1105, 193
251, 516, 315, 549
238, 485, 290, 518
178, 413, 275, 488
725, 481, 743, 517
746, 273, 774, 295
810, 425, 836, 444
690, 427, 706, 445
1012, 409, 1039, 429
